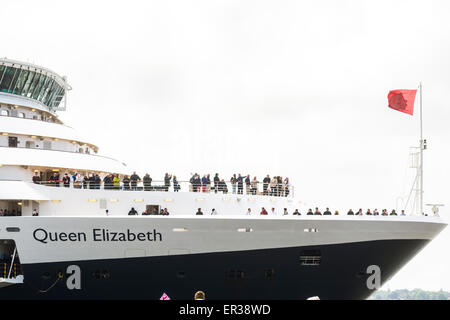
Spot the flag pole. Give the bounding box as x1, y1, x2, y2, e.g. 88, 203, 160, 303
419, 82, 423, 215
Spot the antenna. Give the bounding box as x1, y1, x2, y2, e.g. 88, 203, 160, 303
425, 204, 444, 217
404, 83, 425, 216
419, 82, 424, 216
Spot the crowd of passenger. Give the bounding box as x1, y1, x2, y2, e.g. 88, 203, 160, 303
248, 207, 408, 216
297, 207, 408, 216
187, 173, 290, 197
31, 171, 291, 197
0, 208, 22, 216
0, 209, 40, 216
127, 207, 170, 216
118, 206, 411, 216
0, 205, 414, 217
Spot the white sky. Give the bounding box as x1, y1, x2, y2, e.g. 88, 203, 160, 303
1, 0, 449, 291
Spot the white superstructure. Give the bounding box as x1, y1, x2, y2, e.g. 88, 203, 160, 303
0, 58, 446, 300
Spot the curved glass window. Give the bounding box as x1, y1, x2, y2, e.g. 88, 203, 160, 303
30, 73, 43, 99
0, 67, 16, 93
44, 80, 58, 106
53, 86, 65, 107
21, 71, 35, 95
0, 64, 65, 108
47, 83, 64, 108
37, 75, 51, 101
10, 68, 22, 93
0, 65, 5, 81
28, 72, 41, 97
13, 69, 29, 94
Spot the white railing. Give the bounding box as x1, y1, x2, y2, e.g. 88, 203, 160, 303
32, 179, 295, 198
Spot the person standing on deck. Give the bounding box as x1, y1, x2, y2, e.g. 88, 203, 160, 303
130, 172, 141, 191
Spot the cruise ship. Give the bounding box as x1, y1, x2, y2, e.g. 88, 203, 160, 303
0, 58, 446, 300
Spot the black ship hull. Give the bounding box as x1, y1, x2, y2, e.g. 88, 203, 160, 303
0, 239, 428, 300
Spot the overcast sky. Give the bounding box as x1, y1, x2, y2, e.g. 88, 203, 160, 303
2, 0, 449, 291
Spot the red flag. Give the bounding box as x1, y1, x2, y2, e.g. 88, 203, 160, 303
388, 89, 417, 115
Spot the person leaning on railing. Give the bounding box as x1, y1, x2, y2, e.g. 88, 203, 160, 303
213, 173, 220, 193
164, 173, 172, 192
103, 174, 112, 190
263, 175, 270, 195
245, 175, 251, 194
130, 172, 141, 191
113, 174, 121, 190
62, 173, 70, 187
237, 174, 244, 194
173, 175, 180, 192
32, 171, 41, 184
123, 175, 130, 190
270, 177, 277, 196
218, 179, 228, 193
230, 174, 237, 194
251, 177, 259, 195
143, 173, 152, 191
201, 175, 208, 193
284, 177, 290, 197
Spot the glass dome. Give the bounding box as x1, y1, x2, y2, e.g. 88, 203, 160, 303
0, 60, 68, 110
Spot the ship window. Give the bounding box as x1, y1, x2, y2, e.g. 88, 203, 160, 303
300, 250, 321, 266
6, 227, 21, 232
31, 73, 45, 99
8, 136, 18, 147
146, 204, 160, 215
92, 269, 110, 280
21, 70, 35, 95
9, 68, 21, 94
265, 268, 275, 280
0, 109, 8, 116
0, 66, 16, 92
25, 141, 35, 149
18, 112, 25, 118
43, 140, 52, 150
99, 199, 107, 209
37, 75, 51, 101
227, 269, 245, 279
14, 69, 29, 94
0, 65, 4, 81
28, 72, 41, 97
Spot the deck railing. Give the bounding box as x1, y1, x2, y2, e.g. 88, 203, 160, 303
0, 262, 22, 279
33, 179, 294, 198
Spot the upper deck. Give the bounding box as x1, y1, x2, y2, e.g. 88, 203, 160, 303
0, 58, 70, 112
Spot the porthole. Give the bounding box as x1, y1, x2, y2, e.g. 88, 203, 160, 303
300, 250, 321, 266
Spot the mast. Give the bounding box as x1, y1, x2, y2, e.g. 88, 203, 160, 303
406, 83, 424, 216
419, 82, 424, 215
